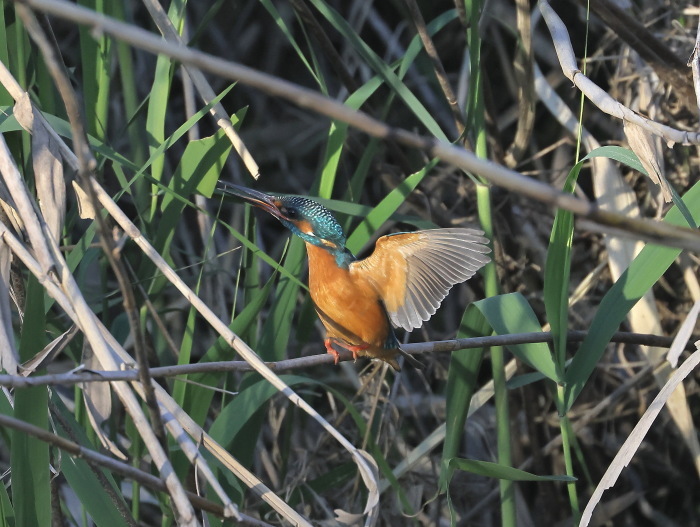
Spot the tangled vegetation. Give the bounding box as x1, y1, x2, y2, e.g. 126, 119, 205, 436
0, 0, 698, 526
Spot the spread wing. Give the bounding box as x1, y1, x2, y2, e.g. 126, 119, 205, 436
350, 228, 491, 331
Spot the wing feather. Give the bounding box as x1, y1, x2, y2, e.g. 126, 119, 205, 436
350, 228, 491, 331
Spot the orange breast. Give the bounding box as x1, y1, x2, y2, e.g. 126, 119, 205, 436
305, 243, 390, 348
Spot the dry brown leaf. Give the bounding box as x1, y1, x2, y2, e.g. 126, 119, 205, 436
667, 299, 700, 367
0, 180, 24, 236
623, 119, 671, 202
20, 325, 78, 376
71, 180, 96, 220
82, 341, 127, 460
13, 93, 66, 240
591, 136, 700, 478
333, 510, 363, 526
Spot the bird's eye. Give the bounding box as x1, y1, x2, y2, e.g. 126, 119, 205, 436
280, 206, 298, 219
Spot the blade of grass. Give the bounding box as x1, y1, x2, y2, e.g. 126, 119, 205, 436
145, 0, 185, 221
346, 159, 438, 253
77, 0, 111, 140
449, 458, 577, 482
52, 395, 132, 527
440, 305, 489, 491
112, 1, 147, 166
259, 0, 324, 87
11, 276, 49, 527
179, 270, 279, 425
473, 293, 560, 382
0, 473, 13, 527
565, 180, 700, 410
307, 0, 449, 141
0, 8, 13, 106
463, 0, 516, 519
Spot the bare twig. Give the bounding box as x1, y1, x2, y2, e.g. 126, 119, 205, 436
0, 219, 295, 524
0, 413, 268, 525
404, 0, 465, 137
504, 0, 535, 167
89, 179, 379, 523
0, 45, 309, 525
580, 344, 700, 527
1, 330, 693, 389
582, 0, 695, 108
288, 0, 360, 93
0, 193, 197, 525
539, 0, 696, 145
16, 0, 700, 252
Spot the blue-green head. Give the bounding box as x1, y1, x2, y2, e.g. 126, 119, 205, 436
217, 183, 352, 265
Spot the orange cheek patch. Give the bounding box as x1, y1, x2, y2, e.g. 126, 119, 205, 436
296, 220, 314, 235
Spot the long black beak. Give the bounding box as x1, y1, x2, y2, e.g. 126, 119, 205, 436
216, 182, 285, 220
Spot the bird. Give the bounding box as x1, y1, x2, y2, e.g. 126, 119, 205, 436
217, 182, 491, 371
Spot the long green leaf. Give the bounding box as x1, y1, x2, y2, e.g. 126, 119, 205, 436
473, 293, 561, 382
544, 161, 581, 369
52, 395, 131, 527
11, 277, 49, 527
307, 0, 449, 141
449, 458, 576, 482
564, 180, 700, 409
440, 305, 489, 491
346, 159, 438, 253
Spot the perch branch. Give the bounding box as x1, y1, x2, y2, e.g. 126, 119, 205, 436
0, 330, 693, 389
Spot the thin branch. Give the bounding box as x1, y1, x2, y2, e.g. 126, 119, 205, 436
504, 0, 536, 167
403, 0, 465, 137
50, 402, 140, 527
89, 179, 379, 523
288, 0, 360, 93
16, 0, 700, 252
0, 220, 270, 524
1, 331, 693, 389
0, 413, 269, 526
582, 0, 695, 108
580, 345, 700, 527
0, 35, 310, 526
539, 0, 695, 145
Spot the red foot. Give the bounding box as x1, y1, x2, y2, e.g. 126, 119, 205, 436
342, 342, 369, 360
324, 339, 369, 364
324, 338, 341, 364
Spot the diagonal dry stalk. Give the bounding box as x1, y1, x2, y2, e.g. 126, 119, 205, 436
13, 0, 700, 253
140, 0, 260, 180
579, 342, 700, 527
0, 149, 200, 524
0, 412, 272, 525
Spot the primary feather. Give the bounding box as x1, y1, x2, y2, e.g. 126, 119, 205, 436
351, 228, 491, 331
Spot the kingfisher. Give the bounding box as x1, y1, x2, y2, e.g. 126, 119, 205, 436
218, 182, 491, 371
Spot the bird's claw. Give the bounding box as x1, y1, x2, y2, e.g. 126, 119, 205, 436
324, 339, 341, 364
324, 339, 368, 364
